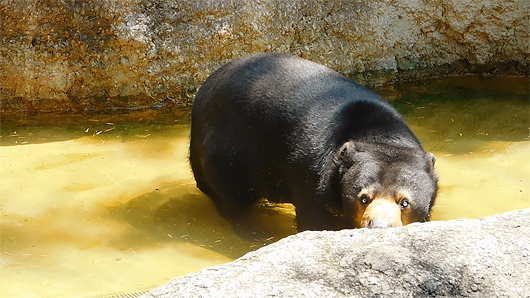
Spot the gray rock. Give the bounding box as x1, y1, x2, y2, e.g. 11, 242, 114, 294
141, 209, 530, 298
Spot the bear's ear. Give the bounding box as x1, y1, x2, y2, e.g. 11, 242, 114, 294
425, 152, 436, 170
338, 141, 356, 167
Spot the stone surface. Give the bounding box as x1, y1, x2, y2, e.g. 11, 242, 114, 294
1, 0, 528, 112
141, 209, 530, 298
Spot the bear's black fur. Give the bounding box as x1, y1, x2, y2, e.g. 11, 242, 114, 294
189, 53, 438, 231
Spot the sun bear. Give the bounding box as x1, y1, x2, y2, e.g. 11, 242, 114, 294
189, 53, 438, 231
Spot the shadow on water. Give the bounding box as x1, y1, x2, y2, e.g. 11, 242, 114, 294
108, 182, 296, 259
0, 107, 192, 146
379, 76, 529, 154
2, 77, 527, 155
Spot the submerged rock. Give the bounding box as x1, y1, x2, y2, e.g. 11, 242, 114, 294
142, 209, 530, 298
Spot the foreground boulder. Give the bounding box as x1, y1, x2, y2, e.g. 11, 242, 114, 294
142, 209, 530, 298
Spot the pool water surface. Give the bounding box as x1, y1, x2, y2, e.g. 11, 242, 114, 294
1, 76, 528, 298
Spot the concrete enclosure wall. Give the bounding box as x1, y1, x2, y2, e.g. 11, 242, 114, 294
1, 0, 528, 112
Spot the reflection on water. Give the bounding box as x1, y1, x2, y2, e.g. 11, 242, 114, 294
1, 76, 528, 298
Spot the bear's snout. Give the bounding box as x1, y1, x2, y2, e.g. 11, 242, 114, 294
361, 198, 402, 228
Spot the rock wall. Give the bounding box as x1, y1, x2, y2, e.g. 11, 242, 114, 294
1, 0, 528, 112
141, 209, 530, 298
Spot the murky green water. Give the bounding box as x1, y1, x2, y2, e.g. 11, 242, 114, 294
1, 76, 529, 298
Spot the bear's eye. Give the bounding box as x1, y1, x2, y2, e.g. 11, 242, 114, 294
399, 199, 410, 209
359, 194, 371, 205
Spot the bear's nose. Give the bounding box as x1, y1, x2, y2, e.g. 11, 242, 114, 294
368, 218, 393, 229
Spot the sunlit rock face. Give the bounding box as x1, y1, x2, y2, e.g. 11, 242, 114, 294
142, 209, 530, 298
1, 0, 528, 111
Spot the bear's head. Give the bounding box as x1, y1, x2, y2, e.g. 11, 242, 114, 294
337, 141, 438, 228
